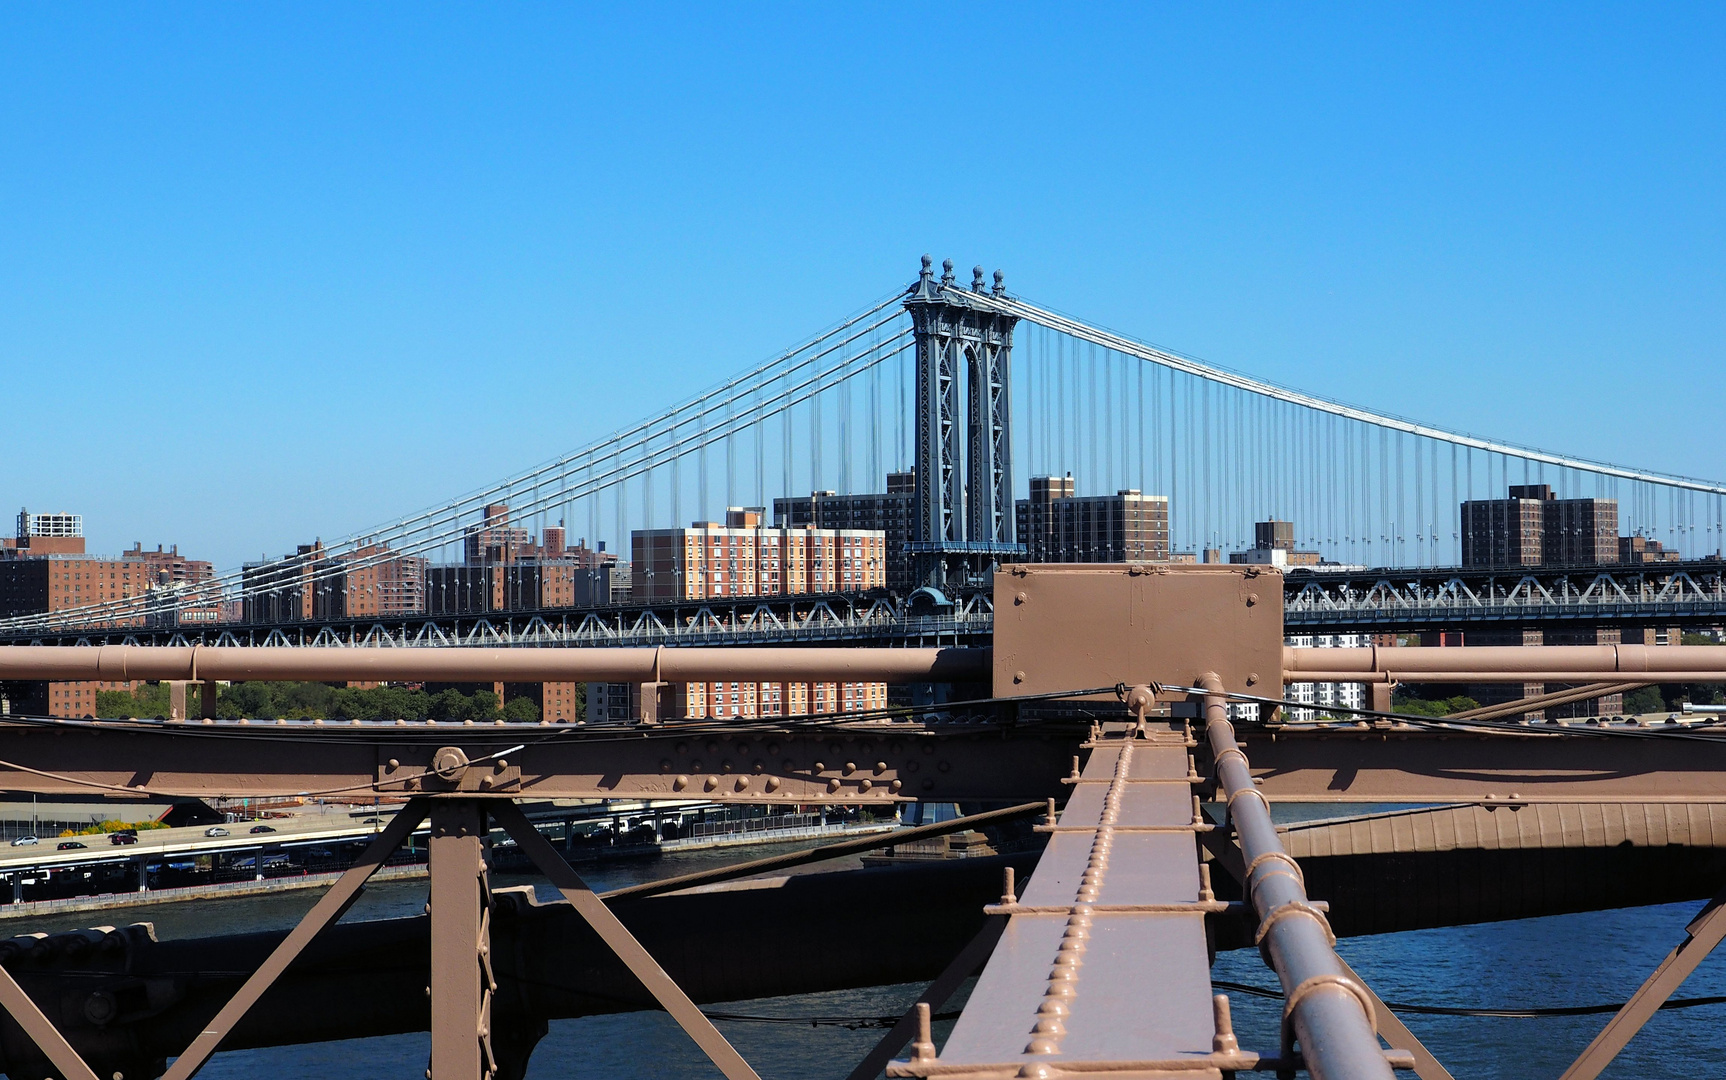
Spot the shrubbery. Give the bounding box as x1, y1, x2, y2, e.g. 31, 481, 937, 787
1390, 694, 1481, 718
57, 820, 169, 838
95, 682, 547, 723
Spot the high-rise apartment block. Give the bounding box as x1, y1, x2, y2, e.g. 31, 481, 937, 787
244, 541, 429, 622
772, 471, 915, 592
1229, 520, 1323, 567
1015, 477, 1170, 564
1460, 485, 1619, 567
625, 509, 888, 719
424, 504, 616, 617
1620, 535, 1681, 563
0, 513, 215, 716
1283, 633, 1369, 720
632, 508, 886, 600
3, 509, 85, 556
1255, 520, 1295, 551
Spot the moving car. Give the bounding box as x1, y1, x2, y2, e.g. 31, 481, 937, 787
56, 841, 86, 851
249, 825, 277, 834
10, 836, 38, 847
109, 833, 138, 846
205, 826, 230, 837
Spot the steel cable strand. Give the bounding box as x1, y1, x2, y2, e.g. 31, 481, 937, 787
3, 325, 913, 634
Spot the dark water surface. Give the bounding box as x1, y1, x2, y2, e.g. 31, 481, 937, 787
5, 838, 1724, 1079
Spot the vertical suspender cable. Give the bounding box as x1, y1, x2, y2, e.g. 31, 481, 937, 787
1136, 354, 1146, 492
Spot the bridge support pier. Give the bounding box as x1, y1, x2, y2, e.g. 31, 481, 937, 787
428, 800, 495, 1080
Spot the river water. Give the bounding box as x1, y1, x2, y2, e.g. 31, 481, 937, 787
3, 839, 1724, 1079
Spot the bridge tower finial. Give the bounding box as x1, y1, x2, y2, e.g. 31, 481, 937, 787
993, 269, 1006, 297
972, 265, 986, 293
941, 258, 955, 287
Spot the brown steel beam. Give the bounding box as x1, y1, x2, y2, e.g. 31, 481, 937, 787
0, 644, 992, 685
0, 963, 100, 1080
1442, 682, 1650, 722
0, 721, 1074, 802
1238, 727, 1726, 802
601, 802, 1046, 902
1335, 956, 1457, 1080
1557, 882, 1726, 1080
843, 915, 1008, 1080
1286, 643, 1726, 684
491, 800, 763, 1080
160, 800, 430, 1080
1200, 819, 1455, 1080
429, 800, 492, 1080
1199, 674, 1393, 1080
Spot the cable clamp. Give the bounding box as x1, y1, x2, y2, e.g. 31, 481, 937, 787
1280, 973, 1376, 1059
1226, 786, 1272, 818
1243, 850, 1306, 895
1212, 747, 1249, 772
1253, 899, 1335, 949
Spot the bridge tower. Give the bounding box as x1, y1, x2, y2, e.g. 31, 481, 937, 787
904, 256, 1024, 589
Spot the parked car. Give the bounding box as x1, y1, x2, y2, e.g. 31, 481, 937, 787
109, 833, 138, 846
249, 825, 277, 834
56, 841, 86, 851
205, 826, 230, 837
9, 836, 38, 847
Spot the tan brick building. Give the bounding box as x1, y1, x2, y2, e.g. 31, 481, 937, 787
628, 508, 889, 719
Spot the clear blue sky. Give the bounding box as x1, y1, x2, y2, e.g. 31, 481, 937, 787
3, 5, 1721, 569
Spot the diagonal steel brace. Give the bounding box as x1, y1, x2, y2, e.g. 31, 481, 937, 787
161, 800, 431, 1080
1558, 881, 1726, 1080
843, 913, 1009, 1080
490, 799, 763, 1080
0, 962, 101, 1080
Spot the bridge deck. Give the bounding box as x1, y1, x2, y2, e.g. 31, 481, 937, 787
895, 729, 1223, 1079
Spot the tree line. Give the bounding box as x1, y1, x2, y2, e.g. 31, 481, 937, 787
94, 681, 552, 723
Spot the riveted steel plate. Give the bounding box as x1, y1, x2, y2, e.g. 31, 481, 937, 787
993, 564, 1283, 700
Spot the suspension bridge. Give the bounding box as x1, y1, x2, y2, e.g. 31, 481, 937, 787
2, 260, 1726, 1079
3, 255, 1723, 646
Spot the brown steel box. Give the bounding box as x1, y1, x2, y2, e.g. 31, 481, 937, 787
991, 563, 1284, 699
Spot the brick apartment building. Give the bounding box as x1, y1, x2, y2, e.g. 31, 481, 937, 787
426, 504, 618, 618
1620, 535, 1681, 563
1460, 485, 1620, 567
1015, 476, 1171, 564
422, 504, 620, 722
243, 541, 429, 622
0, 510, 215, 717
772, 471, 915, 592
1228, 520, 1323, 567
624, 508, 889, 719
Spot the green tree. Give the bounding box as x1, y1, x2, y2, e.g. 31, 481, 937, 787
1623, 686, 1665, 715
1392, 695, 1479, 718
